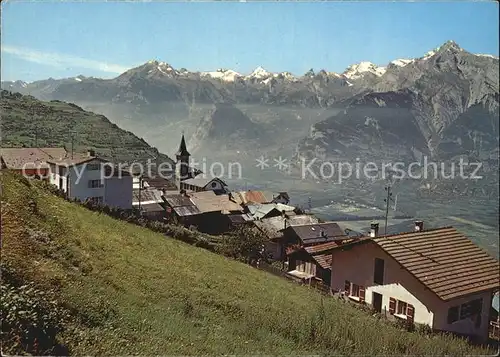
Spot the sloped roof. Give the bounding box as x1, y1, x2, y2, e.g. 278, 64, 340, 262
1, 147, 67, 169
164, 193, 201, 217
144, 177, 177, 190
132, 188, 164, 204
285, 222, 346, 245
182, 176, 227, 188
173, 205, 201, 217
140, 202, 165, 213
312, 254, 332, 270
235, 190, 275, 205
372, 227, 500, 301
47, 155, 107, 167
188, 191, 242, 214
304, 238, 362, 254
164, 194, 194, 208
253, 214, 320, 240
248, 203, 296, 220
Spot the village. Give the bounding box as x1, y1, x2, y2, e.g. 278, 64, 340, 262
1, 133, 499, 345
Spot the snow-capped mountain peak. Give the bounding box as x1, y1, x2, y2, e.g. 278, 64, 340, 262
342, 61, 386, 79
390, 59, 415, 67
247, 66, 272, 79
475, 54, 499, 60
201, 68, 242, 82
422, 40, 464, 60
143, 60, 176, 75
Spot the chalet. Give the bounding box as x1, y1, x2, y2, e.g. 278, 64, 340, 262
253, 214, 320, 260
1, 147, 68, 180
179, 176, 229, 195
329, 222, 500, 343
47, 150, 133, 209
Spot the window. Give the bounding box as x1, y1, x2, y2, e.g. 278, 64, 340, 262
397, 300, 408, 315
296, 260, 316, 275
296, 260, 305, 272
374, 258, 385, 284
88, 179, 102, 188
351, 283, 360, 297
58, 166, 65, 176
447, 306, 459, 324
87, 163, 101, 171
447, 298, 483, 325
459, 298, 482, 320
344, 280, 366, 302
211, 181, 217, 188
389, 298, 415, 321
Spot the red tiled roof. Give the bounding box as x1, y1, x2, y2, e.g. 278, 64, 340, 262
304, 238, 364, 254
372, 227, 500, 301
312, 254, 332, 270
47, 155, 107, 167
235, 190, 275, 205
1, 147, 67, 169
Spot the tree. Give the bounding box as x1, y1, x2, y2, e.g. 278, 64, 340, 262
217, 225, 268, 263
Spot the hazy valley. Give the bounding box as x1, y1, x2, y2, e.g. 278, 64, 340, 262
3, 40, 499, 256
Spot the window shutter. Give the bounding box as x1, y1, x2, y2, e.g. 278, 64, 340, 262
359, 286, 366, 303
344, 280, 350, 294
407, 304, 415, 323
389, 297, 396, 314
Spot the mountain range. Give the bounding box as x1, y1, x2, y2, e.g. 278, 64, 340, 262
2, 40, 499, 172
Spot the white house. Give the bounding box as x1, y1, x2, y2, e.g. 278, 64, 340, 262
329, 222, 500, 343
48, 150, 133, 209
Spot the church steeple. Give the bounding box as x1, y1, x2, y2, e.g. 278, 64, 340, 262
175, 132, 190, 182
176, 133, 190, 158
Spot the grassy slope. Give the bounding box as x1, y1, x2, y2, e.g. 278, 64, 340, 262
1, 171, 493, 355
0, 91, 173, 165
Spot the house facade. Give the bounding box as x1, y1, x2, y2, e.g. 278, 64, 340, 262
287, 246, 332, 286
48, 151, 132, 209
330, 224, 499, 342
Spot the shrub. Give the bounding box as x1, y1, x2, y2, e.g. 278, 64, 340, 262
1, 268, 70, 355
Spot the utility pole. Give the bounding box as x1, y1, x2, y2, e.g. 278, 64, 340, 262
384, 185, 393, 235
138, 175, 143, 214
69, 130, 76, 159
33, 106, 38, 147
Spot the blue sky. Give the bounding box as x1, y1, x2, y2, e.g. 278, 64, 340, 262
1, 1, 499, 82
